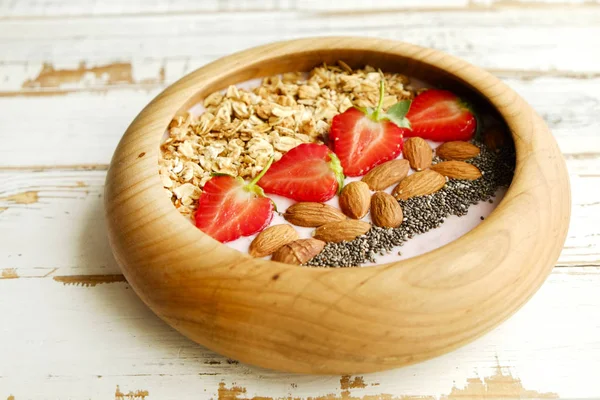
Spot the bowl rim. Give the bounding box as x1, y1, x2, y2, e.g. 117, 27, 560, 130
105, 37, 571, 374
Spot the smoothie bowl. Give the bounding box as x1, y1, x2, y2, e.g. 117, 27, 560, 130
105, 37, 570, 374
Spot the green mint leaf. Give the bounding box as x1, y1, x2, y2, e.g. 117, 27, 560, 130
328, 152, 345, 194
382, 100, 412, 129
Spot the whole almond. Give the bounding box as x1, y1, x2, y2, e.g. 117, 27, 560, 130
339, 181, 371, 219
283, 202, 345, 227
392, 170, 446, 200
403, 137, 432, 171
361, 159, 410, 190
370, 192, 403, 228
249, 224, 299, 258
436, 141, 480, 161
483, 124, 508, 152
313, 220, 371, 243
431, 161, 482, 180
271, 238, 325, 265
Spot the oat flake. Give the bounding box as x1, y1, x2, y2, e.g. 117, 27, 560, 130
159, 62, 416, 218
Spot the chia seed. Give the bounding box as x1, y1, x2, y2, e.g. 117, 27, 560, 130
306, 141, 515, 267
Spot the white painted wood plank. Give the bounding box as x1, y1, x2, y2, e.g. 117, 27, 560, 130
0, 88, 164, 168
0, 76, 598, 167
0, 170, 115, 277
0, 9, 598, 73
1, 267, 599, 399
301, 0, 600, 11
0, 0, 596, 18
0, 0, 293, 17
1, 161, 598, 279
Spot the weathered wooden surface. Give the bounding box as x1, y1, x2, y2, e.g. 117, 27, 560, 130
1, 0, 599, 398
1, 268, 599, 398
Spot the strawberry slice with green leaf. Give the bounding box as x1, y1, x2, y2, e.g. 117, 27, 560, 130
194, 158, 274, 243
404, 89, 477, 141
330, 81, 411, 176
258, 143, 344, 202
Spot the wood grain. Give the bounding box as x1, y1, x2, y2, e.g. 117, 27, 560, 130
104, 37, 570, 374
1, 9, 598, 74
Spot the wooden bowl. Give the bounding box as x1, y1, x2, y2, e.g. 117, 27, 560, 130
105, 37, 570, 374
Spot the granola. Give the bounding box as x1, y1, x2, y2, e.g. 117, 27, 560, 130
159, 62, 416, 217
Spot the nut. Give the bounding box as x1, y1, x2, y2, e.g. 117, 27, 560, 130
370, 192, 403, 228
392, 169, 446, 200
339, 181, 371, 219
430, 161, 482, 180
436, 141, 480, 161
283, 202, 346, 227
249, 224, 299, 258
271, 238, 326, 265
361, 159, 410, 190
483, 124, 508, 152
313, 220, 371, 243
403, 137, 432, 171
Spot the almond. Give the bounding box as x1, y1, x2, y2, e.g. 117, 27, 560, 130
370, 192, 403, 228
483, 124, 508, 152
271, 238, 326, 265
283, 202, 346, 227
313, 220, 371, 243
361, 159, 410, 191
436, 141, 480, 161
403, 137, 432, 171
392, 169, 446, 200
430, 161, 482, 180
339, 181, 371, 219
249, 224, 299, 258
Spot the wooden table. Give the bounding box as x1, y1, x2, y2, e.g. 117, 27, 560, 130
1, 1, 599, 398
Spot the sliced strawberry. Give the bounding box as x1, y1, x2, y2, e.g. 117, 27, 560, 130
404, 89, 477, 141
329, 81, 410, 176
258, 143, 344, 202
331, 109, 405, 176
194, 163, 274, 243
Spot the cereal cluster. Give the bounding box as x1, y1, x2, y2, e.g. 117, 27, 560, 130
159, 62, 415, 217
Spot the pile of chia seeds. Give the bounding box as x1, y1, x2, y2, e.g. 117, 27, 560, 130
306, 142, 515, 267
